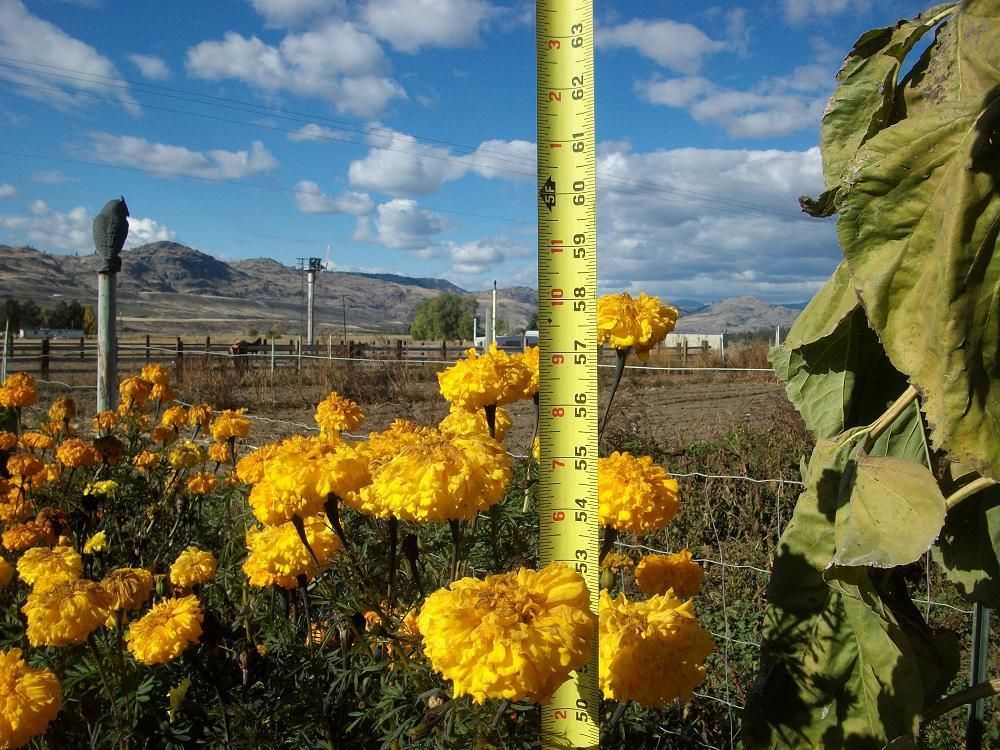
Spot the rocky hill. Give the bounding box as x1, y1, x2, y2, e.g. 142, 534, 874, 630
674, 295, 801, 333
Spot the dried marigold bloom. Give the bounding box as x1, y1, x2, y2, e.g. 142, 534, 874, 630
93, 435, 124, 465
0, 431, 17, 450
49, 395, 77, 424
169, 546, 217, 587
210, 409, 251, 441
438, 405, 512, 442
140, 363, 172, 386
0, 372, 37, 408
417, 563, 595, 704
635, 550, 705, 598
151, 383, 175, 402
0, 647, 62, 749
597, 292, 679, 360
150, 425, 176, 445
600, 551, 636, 574
35, 508, 70, 540
101, 567, 154, 612
353, 431, 510, 522
22, 579, 113, 647
187, 403, 213, 430
599, 451, 680, 536
56, 438, 99, 468
314, 391, 365, 436
17, 546, 82, 591
125, 595, 203, 665
599, 590, 713, 706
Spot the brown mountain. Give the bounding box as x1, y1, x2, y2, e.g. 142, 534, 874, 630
674, 295, 801, 333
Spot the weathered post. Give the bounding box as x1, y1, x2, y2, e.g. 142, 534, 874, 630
175, 337, 185, 383
2, 320, 9, 381
93, 197, 129, 412
395, 339, 403, 360
145, 334, 150, 362
40, 338, 49, 379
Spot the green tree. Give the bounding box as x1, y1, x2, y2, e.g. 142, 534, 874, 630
409, 293, 477, 341
1, 299, 20, 331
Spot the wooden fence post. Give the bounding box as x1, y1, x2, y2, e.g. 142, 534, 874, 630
441, 340, 447, 361
79, 337, 85, 361
145, 334, 151, 362
395, 340, 403, 360
175, 337, 184, 384
40, 338, 49, 379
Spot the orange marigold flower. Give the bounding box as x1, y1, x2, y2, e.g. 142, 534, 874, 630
599, 451, 680, 535
0, 647, 62, 748
2, 521, 55, 552
243, 515, 340, 588
140, 363, 172, 386
22, 579, 113, 647
234, 443, 280, 484
151, 383, 175, 402
169, 546, 217, 587
160, 405, 187, 428
150, 425, 177, 445
596, 292, 678, 360
0, 556, 12, 587
133, 450, 161, 471
56, 438, 99, 468
7, 453, 44, 479
363, 419, 432, 469
93, 410, 119, 433
315, 391, 365, 436
210, 409, 251, 441
16, 545, 82, 591
186, 472, 218, 496
48, 395, 77, 423
437, 344, 532, 410
187, 404, 213, 429
635, 550, 705, 598
208, 442, 232, 464
119, 375, 153, 409
19, 432, 54, 451
0, 372, 37, 408
125, 595, 203, 665
438, 405, 512, 442
0, 431, 17, 450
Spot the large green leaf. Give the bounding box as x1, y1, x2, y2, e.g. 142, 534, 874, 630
783, 261, 859, 350
933, 482, 1000, 607
833, 454, 946, 568
818, 3, 956, 191
833, 3, 1000, 479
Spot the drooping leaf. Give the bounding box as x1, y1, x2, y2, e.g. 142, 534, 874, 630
818, 3, 956, 190
932, 482, 1000, 607
832, 3, 1000, 479
833, 454, 946, 568
783, 261, 859, 350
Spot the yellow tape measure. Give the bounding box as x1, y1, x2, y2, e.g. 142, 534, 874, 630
536, 1, 599, 747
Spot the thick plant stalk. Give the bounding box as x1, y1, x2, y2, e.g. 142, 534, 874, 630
599, 348, 629, 441
387, 517, 398, 601
923, 677, 1000, 723
945, 476, 998, 511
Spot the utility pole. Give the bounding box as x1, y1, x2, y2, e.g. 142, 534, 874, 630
298, 257, 322, 347
491, 280, 498, 345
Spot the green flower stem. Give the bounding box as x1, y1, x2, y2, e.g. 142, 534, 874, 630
600, 700, 630, 743
387, 516, 399, 601
862, 385, 919, 452
923, 677, 1000, 723
88, 635, 128, 749
449, 519, 462, 582
945, 476, 998, 511
599, 348, 629, 442
599, 525, 618, 565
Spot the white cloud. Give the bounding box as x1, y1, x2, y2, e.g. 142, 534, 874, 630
782, 0, 870, 24
186, 22, 405, 117
372, 199, 444, 250
293, 181, 375, 215
0, 0, 137, 113
249, 0, 345, 26
445, 236, 531, 275
593, 142, 837, 303
346, 126, 534, 196
598, 19, 725, 74
0, 184, 15, 199
86, 133, 279, 180
641, 67, 830, 138
31, 170, 70, 185
128, 54, 170, 80
125, 217, 176, 247
362, 0, 499, 53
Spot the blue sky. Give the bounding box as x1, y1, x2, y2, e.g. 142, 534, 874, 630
0, 0, 931, 303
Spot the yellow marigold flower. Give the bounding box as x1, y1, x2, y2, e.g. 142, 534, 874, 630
102, 568, 154, 612
437, 344, 532, 410
2, 521, 54, 552
168, 440, 207, 470
150, 425, 176, 445
17, 546, 82, 591
243, 515, 340, 588
140, 363, 172, 386
151, 383, 175, 402
187, 404, 213, 430
119, 375, 153, 409
439, 405, 512, 442
133, 450, 161, 471
599, 590, 713, 706
186, 472, 218, 496
635, 550, 705, 598
125, 595, 203, 665
315, 391, 364, 436
0, 556, 13, 587
515, 345, 539, 399
599, 451, 680, 535
41, 463, 61, 483
160, 405, 187, 428
0, 372, 37, 408
597, 292, 678, 360
55, 438, 99, 468
93, 410, 119, 433
363, 419, 431, 468
169, 546, 217, 587
84, 479, 118, 497
83, 531, 107, 555
207, 441, 232, 464
354, 432, 511, 522
314, 442, 370, 501
22, 579, 113, 647
7, 453, 44, 480
600, 551, 636, 574
0, 647, 62, 749
234, 443, 280, 484
18, 432, 54, 451
209, 409, 251, 441
49, 395, 77, 423
93, 435, 124, 465
417, 563, 595, 704
0, 431, 17, 450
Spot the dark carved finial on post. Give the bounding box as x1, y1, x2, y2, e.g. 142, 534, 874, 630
93, 196, 129, 274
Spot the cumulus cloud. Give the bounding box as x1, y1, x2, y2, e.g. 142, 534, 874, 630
345, 126, 534, 196
0, 0, 137, 113
125, 217, 176, 247
249, 0, 345, 26
640, 66, 830, 138
293, 181, 375, 215
362, 0, 499, 53
445, 236, 531, 275
128, 54, 171, 80
371, 199, 444, 250
186, 21, 405, 117
0, 184, 15, 199
594, 142, 837, 302
782, 0, 871, 24
85, 133, 279, 180
598, 19, 725, 74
